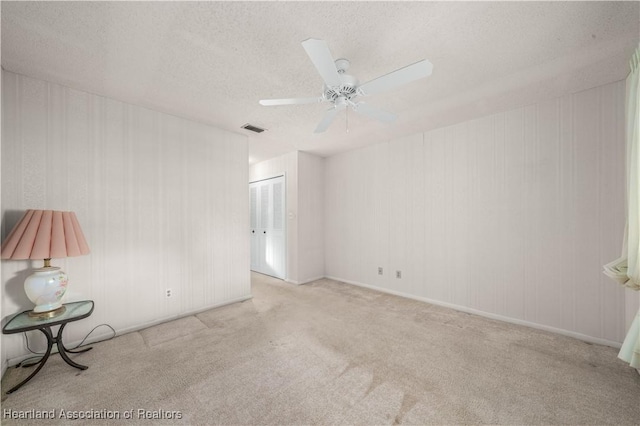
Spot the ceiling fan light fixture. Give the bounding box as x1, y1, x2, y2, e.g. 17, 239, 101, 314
334, 96, 348, 108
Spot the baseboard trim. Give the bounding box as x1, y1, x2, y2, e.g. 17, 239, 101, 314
325, 275, 622, 349
116, 294, 253, 337
5, 294, 253, 367
303, 275, 326, 284
291, 276, 325, 285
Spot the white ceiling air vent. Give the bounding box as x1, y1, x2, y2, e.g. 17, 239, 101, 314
241, 123, 266, 133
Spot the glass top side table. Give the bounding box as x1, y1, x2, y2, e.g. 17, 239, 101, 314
2, 300, 95, 394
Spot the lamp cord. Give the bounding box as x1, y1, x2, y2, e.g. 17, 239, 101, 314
16, 323, 116, 368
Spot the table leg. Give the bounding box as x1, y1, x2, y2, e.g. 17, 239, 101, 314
6, 328, 54, 394
55, 324, 88, 370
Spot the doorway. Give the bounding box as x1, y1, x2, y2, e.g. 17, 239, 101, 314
250, 175, 286, 279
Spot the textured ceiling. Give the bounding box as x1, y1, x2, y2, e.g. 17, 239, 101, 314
2, 2, 638, 164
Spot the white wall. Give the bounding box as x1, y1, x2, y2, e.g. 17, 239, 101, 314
250, 151, 324, 284
0, 56, 4, 376
325, 80, 629, 346
297, 152, 324, 283
1, 71, 251, 363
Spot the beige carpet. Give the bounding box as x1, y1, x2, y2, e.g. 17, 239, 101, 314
2, 272, 639, 425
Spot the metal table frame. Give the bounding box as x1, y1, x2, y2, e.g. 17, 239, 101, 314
2, 300, 94, 394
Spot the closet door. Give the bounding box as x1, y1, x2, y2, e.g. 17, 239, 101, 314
250, 185, 260, 271
266, 177, 285, 278
250, 176, 285, 279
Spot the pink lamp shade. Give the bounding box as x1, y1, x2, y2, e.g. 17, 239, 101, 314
1, 210, 90, 260
1, 210, 90, 315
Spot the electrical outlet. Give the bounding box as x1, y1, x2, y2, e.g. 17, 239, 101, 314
166, 288, 172, 298
378, 267, 383, 275
396, 271, 402, 279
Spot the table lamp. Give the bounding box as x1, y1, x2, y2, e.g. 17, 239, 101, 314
1, 210, 90, 318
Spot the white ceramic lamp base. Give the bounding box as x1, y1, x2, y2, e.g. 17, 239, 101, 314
24, 266, 68, 313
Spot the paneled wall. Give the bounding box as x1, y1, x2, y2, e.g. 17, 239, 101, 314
325, 81, 630, 345
1, 71, 251, 363
0, 70, 3, 374
297, 152, 325, 283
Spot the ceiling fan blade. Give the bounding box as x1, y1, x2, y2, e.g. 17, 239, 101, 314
358, 59, 433, 96
259, 97, 323, 106
353, 102, 397, 123
314, 107, 340, 133
301, 38, 342, 88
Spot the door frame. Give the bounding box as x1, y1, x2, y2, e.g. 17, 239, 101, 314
249, 173, 287, 280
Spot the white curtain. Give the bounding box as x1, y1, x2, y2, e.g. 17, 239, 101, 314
603, 46, 640, 370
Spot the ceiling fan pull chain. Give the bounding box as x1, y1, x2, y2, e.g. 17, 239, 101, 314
346, 106, 349, 133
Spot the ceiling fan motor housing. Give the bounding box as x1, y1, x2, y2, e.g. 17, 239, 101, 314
324, 73, 359, 103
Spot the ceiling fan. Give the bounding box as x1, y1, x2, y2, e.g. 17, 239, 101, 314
259, 38, 433, 133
